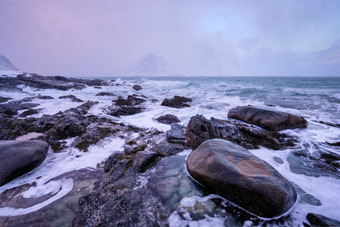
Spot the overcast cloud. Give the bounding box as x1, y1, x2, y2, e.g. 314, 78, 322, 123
0, 0, 339, 77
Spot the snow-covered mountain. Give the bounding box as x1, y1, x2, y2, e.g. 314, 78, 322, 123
0, 55, 19, 71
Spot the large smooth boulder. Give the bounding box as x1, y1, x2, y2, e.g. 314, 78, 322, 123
228, 106, 307, 131
186, 139, 297, 218
0, 140, 49, 186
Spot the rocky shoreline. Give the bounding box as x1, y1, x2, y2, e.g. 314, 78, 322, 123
0, 73, 339, 226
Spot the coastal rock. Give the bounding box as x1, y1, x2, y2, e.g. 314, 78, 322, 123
228, 106, 307, 131
108, 106, 144, 117
287, 148, 340, 178
17, 73, 86, 90
19, 109, 40, 117
0, 140, 49, 186
0, 96, 11, 103
108, 95, 146, 117
186, 114, 296, 150
36, 95, 54, 100
186, 139, 297, 218
156, 114, 180, 125
166, 123, 186, 144
132, 150, 159, 172
161, 96, 192, 108
154, 143, 185, 157
114, 95, 146, 107
306, 213, 340, 227
0, 103, 39, 116
59, 95, 84, 102
132, 84, 143, 91
95, 92, 115, 96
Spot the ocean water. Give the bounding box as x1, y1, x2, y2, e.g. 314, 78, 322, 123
0, 74, 340, 226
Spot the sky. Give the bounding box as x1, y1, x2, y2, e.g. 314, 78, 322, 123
0, 0, 339, 77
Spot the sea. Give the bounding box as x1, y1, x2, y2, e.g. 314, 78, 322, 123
0, 74, 340, 226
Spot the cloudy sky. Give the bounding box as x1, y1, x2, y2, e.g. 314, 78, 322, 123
0, 0, 339, 77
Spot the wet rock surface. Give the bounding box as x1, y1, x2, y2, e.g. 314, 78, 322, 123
228, 106, 308, 131
187, 139, 297, 218
0, 140, 49, 186
95, 92, 115, 96
155, 114, 180, 125
186, 114, 296, 150
161, 96, 192, 108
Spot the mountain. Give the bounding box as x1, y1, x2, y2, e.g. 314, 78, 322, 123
0, 55, 19, 71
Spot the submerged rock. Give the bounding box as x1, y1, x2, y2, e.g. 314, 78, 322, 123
0, 96, 11, 103
155, 114, 180, 125
186, 139, 297, 218
186, 114, 296, 150
228, 106, 307, 131
0, 140, 49, 186
161, 96, 192, 108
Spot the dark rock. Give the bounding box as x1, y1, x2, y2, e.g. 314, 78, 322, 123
59, 95, 84, 102
186, 139, 297, 218
19, 109, 40, 117
186, 114, 296, 150
0, 96, 11, 103
326, 141, 340, 146
37, 95, 54, 100
73, 122, 119, 152
132, 84, 143, 91
95, 92, 115, 96
108, 106, 144, 117
318, 120, 340, 128
156, 114, 180, 125
0, 140, 49, 186
0, 102, 40, 116
114, 95, 146, 106
153, 143, 185, 157
306, 213, 340, 227
166, 123, 186, 144
161, 95, 192, 108
17, 73, 86, 90
228, 106, 307, 131
132, 150, 159, 172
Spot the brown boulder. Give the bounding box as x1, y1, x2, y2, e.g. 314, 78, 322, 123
186, 139, 297, 218
228, 106, 307, 131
